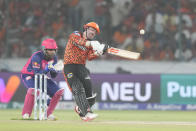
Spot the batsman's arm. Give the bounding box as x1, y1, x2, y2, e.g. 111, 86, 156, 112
87, 50, 98, 61
69, 33, 87, 47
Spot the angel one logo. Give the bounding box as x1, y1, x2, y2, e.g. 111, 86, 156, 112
0, 76, 20, 103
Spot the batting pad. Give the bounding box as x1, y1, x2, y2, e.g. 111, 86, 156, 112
72, 78, 90, 116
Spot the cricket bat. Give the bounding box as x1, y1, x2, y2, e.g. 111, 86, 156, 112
107, 47, 140, 60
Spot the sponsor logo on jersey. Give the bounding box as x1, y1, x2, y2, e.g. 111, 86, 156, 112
67, 73, 73, 78
32, 62, 40, 68
73, 42, 87, 51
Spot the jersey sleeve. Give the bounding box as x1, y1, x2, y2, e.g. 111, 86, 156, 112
87, 49, 98, 61
69, 32, 87, 47
31, 54, 45, 74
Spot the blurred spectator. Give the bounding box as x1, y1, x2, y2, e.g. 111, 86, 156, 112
190, 42, 196, 62
176, 2, 193, 28
174, 45, 192, 61
109, 1, 124, 32
145, 8, 164, 34
174, 34, 192, 61
190, 22, 196, 45
143, 32, 159, 60
113, 24, 130, 46
67, 0, 82, 30
0, 0, 196, 62
159, 45, 174, 61
120, 33, 144, 53
94, 0, 112, 42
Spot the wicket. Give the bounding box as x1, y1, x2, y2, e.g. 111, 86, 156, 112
34, 74, 47, 120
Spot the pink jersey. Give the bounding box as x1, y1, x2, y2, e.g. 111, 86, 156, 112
21, 50, 57, 75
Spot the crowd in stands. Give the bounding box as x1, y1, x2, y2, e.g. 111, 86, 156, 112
0, 0, 196, 61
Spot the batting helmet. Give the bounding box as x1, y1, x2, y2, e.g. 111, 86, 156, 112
83, 22, 100, 34
41, 38, 58, 50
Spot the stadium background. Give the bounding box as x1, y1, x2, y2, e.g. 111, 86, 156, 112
0, 0, 196, 111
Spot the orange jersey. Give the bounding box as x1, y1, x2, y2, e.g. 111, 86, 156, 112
64, 31, 98, 65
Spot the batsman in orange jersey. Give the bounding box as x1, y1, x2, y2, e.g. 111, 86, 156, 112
63, 22, 109, 122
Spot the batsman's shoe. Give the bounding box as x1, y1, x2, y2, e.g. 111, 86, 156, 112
75, 106, 85, 117
81, 112, 98, 122
47, 114, 57, 121
22, 113, 30, 119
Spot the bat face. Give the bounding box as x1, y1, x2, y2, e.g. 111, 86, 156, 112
107, 47, 140, 60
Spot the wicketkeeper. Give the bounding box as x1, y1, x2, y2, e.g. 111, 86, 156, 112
63, 22, 109, 121
21, 38, 64, 120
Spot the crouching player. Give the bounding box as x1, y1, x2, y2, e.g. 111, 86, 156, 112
21, 38, 64, 120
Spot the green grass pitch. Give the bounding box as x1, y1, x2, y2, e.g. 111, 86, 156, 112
0, 109, 196, 131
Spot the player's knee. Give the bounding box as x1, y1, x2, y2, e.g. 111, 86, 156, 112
53, 88, 64, 97
57, 88, 64, 96
51, 88, 64, 99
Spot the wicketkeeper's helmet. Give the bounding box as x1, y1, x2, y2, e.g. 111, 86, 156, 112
41, 38, 58, 50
